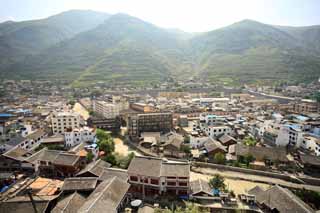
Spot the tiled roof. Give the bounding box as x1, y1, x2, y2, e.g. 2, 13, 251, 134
128, 156, 190, 178
52, 192, 86, 213
78, 177, 130, 213
62, 177, 98, 192
249, 185, 314, 213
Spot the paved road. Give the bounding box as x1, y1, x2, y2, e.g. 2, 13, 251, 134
192, 167, 320, 193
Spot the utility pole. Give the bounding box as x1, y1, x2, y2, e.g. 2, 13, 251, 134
27, 188, 38, 213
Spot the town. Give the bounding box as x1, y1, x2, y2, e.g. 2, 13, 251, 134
1, 79, 320, 212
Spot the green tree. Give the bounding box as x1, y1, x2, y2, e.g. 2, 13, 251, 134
118, 152, 135, 169
184, 135, 190, 143
243, 136, 257, 146
213, 153, 226, 164
98, 138, 115, 154
180, 144, 191, 154
96, 129, 110, 141
86, 152, 94, 162
209, 174, 226, 190
312, 91, 320, 103
103, 154, 117, 166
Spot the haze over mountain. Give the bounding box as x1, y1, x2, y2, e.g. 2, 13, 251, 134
1, 10, 320, 86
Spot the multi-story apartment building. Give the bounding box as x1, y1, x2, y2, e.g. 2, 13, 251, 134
301, 135, 320, 156
93, 100, 120, 119
128, 156, 190, 196
51, 111, 81, 134
64, 127, 96, 148
292, 101, 319, 114
276, 124, 304, 147
128, 113, 173, 137
204, 125, 232, 138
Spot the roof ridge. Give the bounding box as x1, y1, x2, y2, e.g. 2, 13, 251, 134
83, 176, 117, 212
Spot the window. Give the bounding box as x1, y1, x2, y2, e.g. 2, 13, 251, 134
130, 176, 138, 181
179, 182, 188, 186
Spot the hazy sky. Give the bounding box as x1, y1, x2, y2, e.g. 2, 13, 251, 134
0, 0, 319, 32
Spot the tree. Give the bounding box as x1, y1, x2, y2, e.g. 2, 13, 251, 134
209, 174, 226, 190
118, 152, 135, 169
184, 135, 190, 143
243, 136, 257, 146
103, 154, 117, 166
180, 144, 191, 154
86, 152, 94, 162
312, 91, 320, 103
96, 129, 110, 141
213, 153, 226, 164
98, 138, 115, 154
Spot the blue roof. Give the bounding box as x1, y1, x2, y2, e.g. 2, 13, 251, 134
295, 115, 309, 121
0, 113, 13, 117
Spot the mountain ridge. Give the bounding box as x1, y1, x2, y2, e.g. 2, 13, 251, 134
1, 10, 320, 86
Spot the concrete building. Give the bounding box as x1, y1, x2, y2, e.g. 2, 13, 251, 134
128, 112, 173, 137
92, 101, 120, 119
276, 124, 304, 147
65, 127, 96, 148
204, 125, 232, 138
51, 111, 81, 134
128, 156, 190, 196
301, 135, 320, 156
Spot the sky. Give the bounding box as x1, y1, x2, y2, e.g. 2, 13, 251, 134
0, 0, 319, 32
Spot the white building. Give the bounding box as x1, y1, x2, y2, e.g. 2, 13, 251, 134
93, 100, 121, 119
301, 135, 320, 156
51, 111, 81, 134
275, 124, 304, 147
199, 114, 226, 128
190, 133, 209, 148
64, 127, 96, 148
204, 125, 232, 138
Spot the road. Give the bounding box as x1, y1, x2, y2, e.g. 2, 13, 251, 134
192, 166, 320, 193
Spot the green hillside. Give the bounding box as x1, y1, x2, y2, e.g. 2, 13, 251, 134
1, 13, 320, 86
0, 10, 110, 70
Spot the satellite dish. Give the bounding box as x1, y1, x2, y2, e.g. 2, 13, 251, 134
131, 199, 142, 207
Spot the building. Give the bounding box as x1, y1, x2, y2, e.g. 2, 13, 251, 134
128, 156, 190, 196
87, 116, 121, 132
301, 135, 320, 156
25, 148, 86, 177
248, 185, 314, 213
128, 113, 173, 137
51, 111, 81, 134
64, 127, 96, 148
130, 103, 155, 112
78, 177, 130, 213
276, 124, 304, 147
93, 100, 120, 119
204, 125, 232, 138
292, 101, 319, 114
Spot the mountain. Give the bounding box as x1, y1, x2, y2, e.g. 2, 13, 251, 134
1, 13, 320, 86
7, 13, 194, 86
0, 10, 110, 69
190, 20, 320, 84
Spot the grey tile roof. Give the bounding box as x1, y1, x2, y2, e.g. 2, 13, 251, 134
26, 129, 45, 140
78, 177, 130, 213
62, 177, 98, 192
235, 144, 289, 162
98, 168, 128, 181
160, 162, 190, 177
51, 192, 86, 213
190, 179, 212, 196
128, 156, 190, 178
76, 159, 111, 177
128, 156, 162, 177
53, 153, 80, 166
204, 138, 227, 153
2, 146, 31, 161
300, 154, 320, 167
218, 134, 237, 145
250, 185, 314, 213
